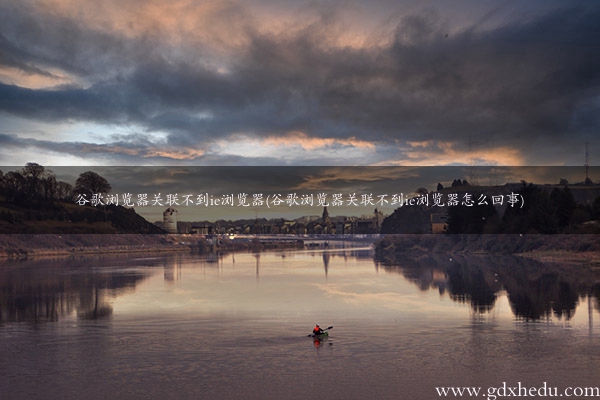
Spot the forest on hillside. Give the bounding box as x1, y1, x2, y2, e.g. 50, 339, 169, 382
0, 163, 163, 234
381, 181, 600, 235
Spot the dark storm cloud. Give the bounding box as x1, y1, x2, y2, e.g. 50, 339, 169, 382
0, 1, 155, 78
0, 1, 599, 164
0, 82, 143, 123
0, 33, 60, 78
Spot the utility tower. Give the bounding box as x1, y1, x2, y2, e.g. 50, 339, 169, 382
585, 142, 590, 185
467, 136, 479, 185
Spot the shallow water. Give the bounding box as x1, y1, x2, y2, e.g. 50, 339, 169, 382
1, 245, 599, 399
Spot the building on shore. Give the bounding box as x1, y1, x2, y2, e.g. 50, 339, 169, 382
163, 207, 178, 233
353, 208, 384, 234
430, 213, 448, 234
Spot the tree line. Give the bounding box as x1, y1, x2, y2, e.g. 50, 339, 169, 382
0, 163, 165, 233
444, 183, 600, 234
0, 163, 111, 210
381, 180, 600, 235
0, 163, 112, 225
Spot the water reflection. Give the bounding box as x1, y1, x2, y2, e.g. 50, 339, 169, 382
378, 254, 600, 322
322, 252, 330, 278
2, 249, 599, 327
163, 257, 181, 282
0, 256, 167, 324
254, 253, 260, 280
312, 335, 333, 351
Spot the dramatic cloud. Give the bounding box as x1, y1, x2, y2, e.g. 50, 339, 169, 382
0, 0, 598, 166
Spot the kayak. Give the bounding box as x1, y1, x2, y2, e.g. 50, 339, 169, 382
308, 326, 333, 338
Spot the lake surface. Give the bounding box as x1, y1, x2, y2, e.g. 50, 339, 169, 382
1, 243, 600, 399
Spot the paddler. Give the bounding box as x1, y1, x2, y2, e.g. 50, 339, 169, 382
313, 324, 324, 336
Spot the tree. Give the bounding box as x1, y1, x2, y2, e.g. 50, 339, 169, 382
436, 182, 444, 191
2, 170, 26, 204
591, 196, 600, 221
550, 186, 576, 229
380, 206, 431, 234
22, 162, 46, 180
501, 183, 558, 234
41, 175, 58, 208
0, 169, 4, 198
74, 171, 112, 198
21, 163, 55, 204
56, 181, 74, 201
415, 187, 428, 195
445, 200, 498, 234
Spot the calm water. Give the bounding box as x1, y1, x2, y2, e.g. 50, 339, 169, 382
1, 244, 600, 399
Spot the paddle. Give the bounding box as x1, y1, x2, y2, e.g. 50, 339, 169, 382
307, 326, 333, 337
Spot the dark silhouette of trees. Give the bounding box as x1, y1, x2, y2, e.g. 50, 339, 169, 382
445, 200, 498, 234
550, 186, 576, 229
56, 181, 74, 201
0, 164, 166, 233
2, 170, 26, 203
0, 163, 75, 209
1, 163, 58, 208
74, 171, 112, 198
380, 206, 431, 234
593, 196, 600, 220
22, 163, 54, 206
451, 179, 469, 187
500, 183, 558, 234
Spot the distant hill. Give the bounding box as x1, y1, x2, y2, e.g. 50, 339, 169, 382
0, 201, 165, 234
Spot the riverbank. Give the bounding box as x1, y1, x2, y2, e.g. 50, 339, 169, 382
375, 234, 600, 265
0, 234, 184, 258
0, 233, 307, 259
516, 250, 600, 267
3, 233, 597, 264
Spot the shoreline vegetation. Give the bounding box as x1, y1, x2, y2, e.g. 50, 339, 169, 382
516, 250, 600, 266
374, 234, 600, 266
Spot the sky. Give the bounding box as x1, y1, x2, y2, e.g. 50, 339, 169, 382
1, 0, 599, 168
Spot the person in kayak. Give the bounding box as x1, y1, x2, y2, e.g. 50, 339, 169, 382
313, 324, 324, 336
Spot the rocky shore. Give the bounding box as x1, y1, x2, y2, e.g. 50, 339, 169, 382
0, 234, 186, 258
0, 233, 306, 259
